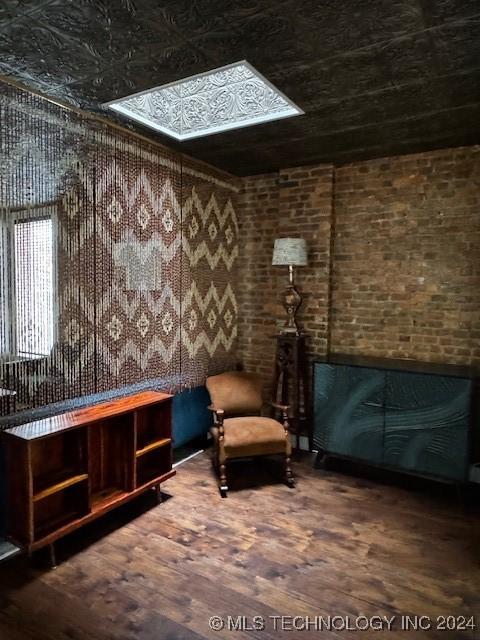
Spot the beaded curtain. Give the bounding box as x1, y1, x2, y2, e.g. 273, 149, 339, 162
0, 81, 238, 416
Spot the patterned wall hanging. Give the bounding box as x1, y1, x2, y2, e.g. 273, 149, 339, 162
0, 80, 239, 417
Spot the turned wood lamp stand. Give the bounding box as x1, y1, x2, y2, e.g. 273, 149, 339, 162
271, 333, 311, 451
271, 237, 311, 451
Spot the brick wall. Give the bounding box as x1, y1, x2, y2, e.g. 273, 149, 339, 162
237, 165, 334, 382
332, 147, 480, 364
237, 173, 279, 380
237, 145, 480, 381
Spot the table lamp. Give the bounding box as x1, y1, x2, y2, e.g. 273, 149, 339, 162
272, 237, 307, 335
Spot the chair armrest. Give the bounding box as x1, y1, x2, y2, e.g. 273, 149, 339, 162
207, 404, 225, 416
271, 401, 290, 412
207, 405, 225, 437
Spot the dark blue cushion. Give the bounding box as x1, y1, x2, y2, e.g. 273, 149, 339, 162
172, 386, 212, 448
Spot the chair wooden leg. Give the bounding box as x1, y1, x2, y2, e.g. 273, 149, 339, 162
285, 454, 295, 488
219, 463, 228, 498
49, 543, 57, 569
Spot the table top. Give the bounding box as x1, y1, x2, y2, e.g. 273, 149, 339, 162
3, 390, 172, 441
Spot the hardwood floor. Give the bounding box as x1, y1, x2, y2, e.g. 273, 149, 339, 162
0, 451, 479, 639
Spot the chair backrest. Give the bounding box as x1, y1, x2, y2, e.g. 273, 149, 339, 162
206, 371, 263, 416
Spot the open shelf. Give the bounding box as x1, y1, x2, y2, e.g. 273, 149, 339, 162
33, 480, 89, 541
31, 428, 87, 497
33, 471, 89, 502
135, 402, 171, 451
136, 446, 171, 488
35, 511, 83, 542
135, 437, 171, 458
89, 415, 135, 496
91, 487, 128, 511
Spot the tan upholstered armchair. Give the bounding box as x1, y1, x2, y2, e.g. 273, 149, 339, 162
206, 371, 294, 497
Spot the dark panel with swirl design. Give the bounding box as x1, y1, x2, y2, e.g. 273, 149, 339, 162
1, 0, 480, 174
314, 361, 473, 482
314, 364, 385, 464
384, 371, 471, 481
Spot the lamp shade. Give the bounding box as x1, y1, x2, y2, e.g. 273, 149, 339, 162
272, 238, 307, 266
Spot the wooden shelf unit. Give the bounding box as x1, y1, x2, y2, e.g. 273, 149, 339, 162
3, 391, 175, 559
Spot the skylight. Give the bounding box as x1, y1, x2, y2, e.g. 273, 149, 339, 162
104, 61, 303, 141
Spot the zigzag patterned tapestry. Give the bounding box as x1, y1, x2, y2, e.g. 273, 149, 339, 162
181, 157, 238, 386
0, 81, 239, 416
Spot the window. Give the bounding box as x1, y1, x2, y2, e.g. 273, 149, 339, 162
0, 208, 56, 360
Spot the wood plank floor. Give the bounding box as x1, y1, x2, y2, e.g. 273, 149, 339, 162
0, 451, 479, 639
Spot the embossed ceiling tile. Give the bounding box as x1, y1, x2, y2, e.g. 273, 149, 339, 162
66, 59, 160, 106
180, 27, 244, 69
326, 104, 480, 148
220, 0, 294, 22
0, 6, 17, 28
1, 0, 480, 172
422, 0, 480, 25
385, 104, 480, 142
65, 75, 142, 108
438, 71, 480, 106
386, 80, 462, 117
327, 135, 473, 166
0, 59, 82, 92
287, 0, 424, 56
271, 50, 389, 109
278, 133, 470, 170
189, 150, 272, 177
139, 45, 211, 84
67, 44, 212, 109
210, 114, 480, 174
138, 0, 232, 37
143, 46, 212, 84
432, 19, 480, 74
117, 48, 213, 105
200, 99, 480, 174
304, 101, 387, 137
227, 1, 420, 71
0, 61, 12, 77
106, 62, 302, 140
0, 55, 68, 94
224, 11, 318, 67
308, 83, 451, 135
0, 23, 103, 84
374, 32, 438, 84
0, 0, 60, 28
184, 115, 303, 152
367, 0, 426, 40
33, 1, 180, 67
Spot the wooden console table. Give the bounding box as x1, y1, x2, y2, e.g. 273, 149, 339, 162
3, 390, 175, 566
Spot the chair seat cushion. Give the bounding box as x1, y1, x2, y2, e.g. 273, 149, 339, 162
212, 416, 290, 460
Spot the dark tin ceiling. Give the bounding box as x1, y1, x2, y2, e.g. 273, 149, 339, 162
1, 0, 479, 176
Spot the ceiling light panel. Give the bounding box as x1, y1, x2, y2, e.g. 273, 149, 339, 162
104, 61, 303, 141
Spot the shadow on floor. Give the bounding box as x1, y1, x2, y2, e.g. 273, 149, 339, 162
2, 488, 174, 575
314, 453, 480, 513
214, 455, 299, 494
